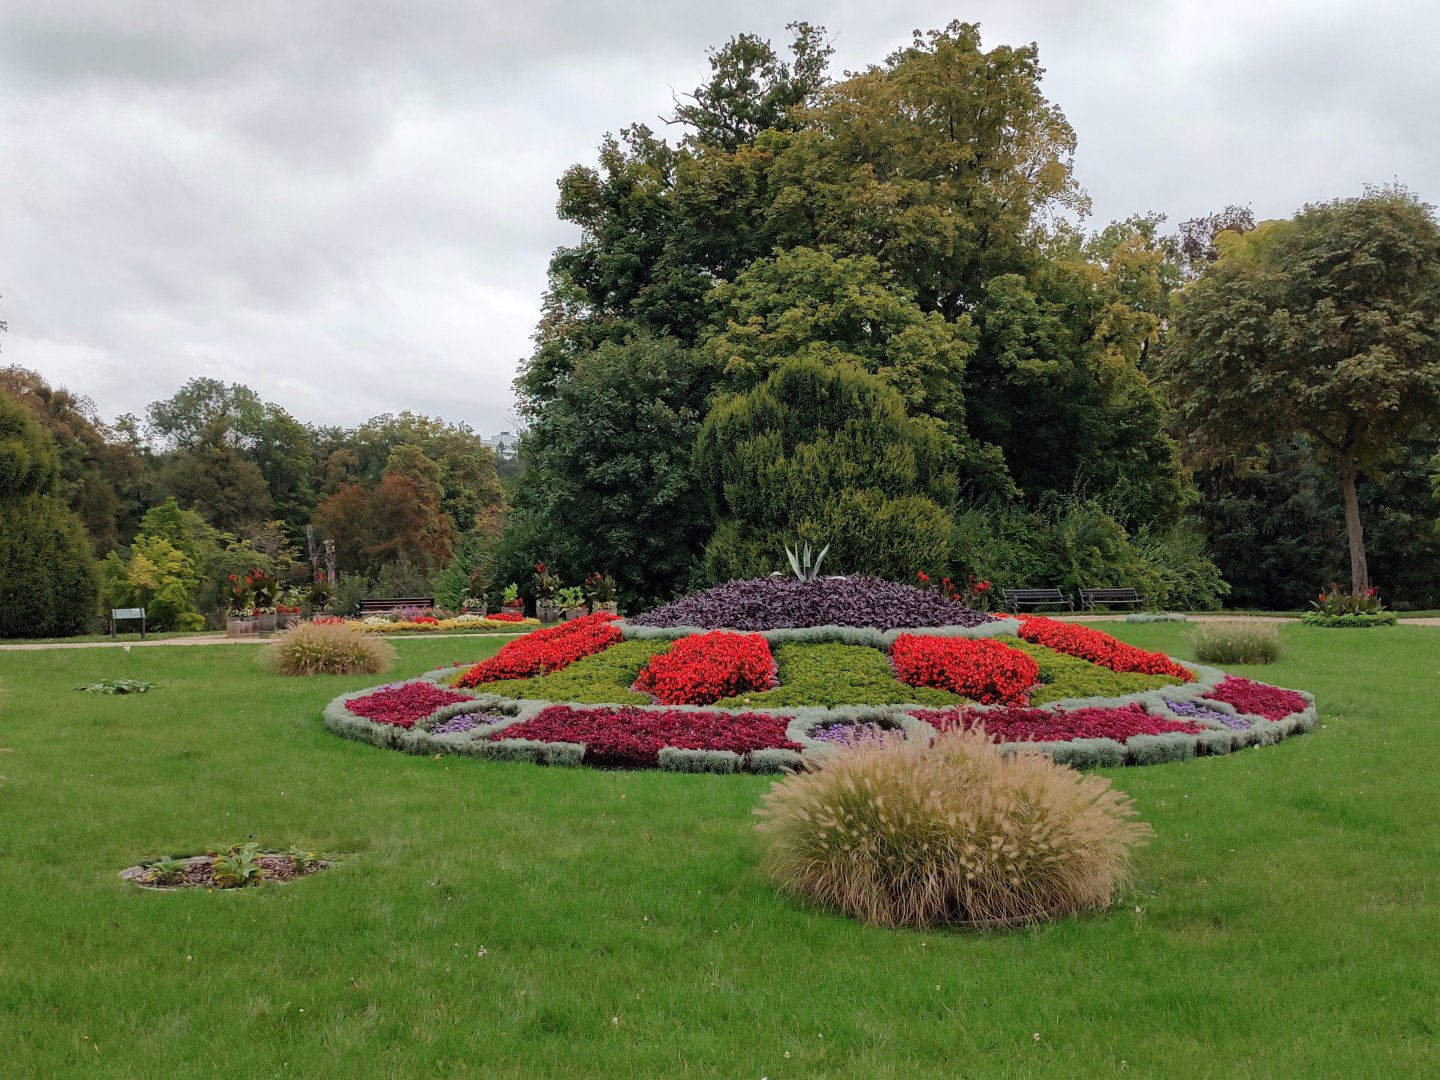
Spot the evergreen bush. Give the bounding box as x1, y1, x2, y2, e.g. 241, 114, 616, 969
0, 392, 98, 637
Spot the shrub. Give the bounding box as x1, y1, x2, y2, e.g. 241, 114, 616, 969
1188, 621, 1285, 665
264, 622, 396, 676
890, 634, 1040, 705
1300, 611, 1397, 628
755, 727, 1153, 928
0, 391, 99, 637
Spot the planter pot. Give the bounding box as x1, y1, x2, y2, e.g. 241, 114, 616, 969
536, 601, 562, 625
501, 602, 525, 618
561, 607, 586, 621
277, 612, 302, 630
256, 612, 278, 634
590, 602, 619, 616
461, 605, 488, 617
226, 617, 259, 638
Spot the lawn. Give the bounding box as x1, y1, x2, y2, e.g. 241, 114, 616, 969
1, 625, 1436, 1077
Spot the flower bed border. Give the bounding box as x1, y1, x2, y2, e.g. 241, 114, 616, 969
324, 631, 1317, 771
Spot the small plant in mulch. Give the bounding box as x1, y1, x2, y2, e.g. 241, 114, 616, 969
74, 679, 156, 695
122, 844, 330, 890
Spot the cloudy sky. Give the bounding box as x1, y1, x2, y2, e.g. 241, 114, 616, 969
2, 0, 1436, 436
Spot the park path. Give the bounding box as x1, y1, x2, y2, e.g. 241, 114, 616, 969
0, 632, 527, 652
2, 616, 1436, 651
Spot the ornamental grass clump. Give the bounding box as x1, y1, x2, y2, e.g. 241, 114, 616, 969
1188, 621, 1284, 665
263, 622, 395, 677
755, 727, 1152, 929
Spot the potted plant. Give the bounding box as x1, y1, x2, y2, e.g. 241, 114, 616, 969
250, 568, 280, 633
533, 563, 562, 624
225, 573, 258, 637
558, 585, 587, 621
583, 572, 619, 616
500, 583, 524, 616
276, 585, 304, 629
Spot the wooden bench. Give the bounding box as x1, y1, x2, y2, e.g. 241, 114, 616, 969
1079, 587, 1147, 610
357, 596, 435, 616
1001, 588, 1074, 613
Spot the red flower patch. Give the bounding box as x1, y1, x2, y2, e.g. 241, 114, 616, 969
913, 702, 1203, 743
455, 613, 621, 687
484, 612, 527, 623
345, 682, 473, 729
633, 631, 774, 705
492, 704, 801, 768
1205, 676, 1307, 721
890, 634, 1039, 705
1016, 616, 1193, 681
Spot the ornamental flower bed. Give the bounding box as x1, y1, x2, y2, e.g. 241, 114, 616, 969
455, 613, 621, 687
1165, 697, 1250, 730
890, 634, 1040, 705
345, 682, 474, 729
630, 576, 995, 631
632, 631, 775, 705
1204, 676, 1308, 721
491, 704, 802, 768
915, 703, 1204, 743
1016, 616, 1193, 681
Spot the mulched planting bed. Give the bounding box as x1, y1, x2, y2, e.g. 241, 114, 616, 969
121, 853, 331, 890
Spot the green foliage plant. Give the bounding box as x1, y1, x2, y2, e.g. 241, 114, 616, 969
262, 622, 395, 677
1188, 622, 1285, 665
755, 726, 1153, 928
784, 541, 829, 581
73, 679, 156, 695
1005, 639, 1183, 704
207, 842, 267, 888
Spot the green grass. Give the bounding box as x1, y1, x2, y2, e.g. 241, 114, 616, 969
1, 625, 1438, 1076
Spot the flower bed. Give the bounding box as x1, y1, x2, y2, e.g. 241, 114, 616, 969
632, 631, 775, 705
491, 705, 802, 768
345, 682, 475, 729
890, 634, 1039, 705
630, 576, 995, 631
1204, 676, 1308, 721
914, 703, 1203, 743
324, 598, 1317, 771
350, 615, 540, 633
454, 613, 621, 687
1016, 616, 1193, 681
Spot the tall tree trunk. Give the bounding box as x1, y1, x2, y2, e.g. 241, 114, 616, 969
1337, 452, 1369, 595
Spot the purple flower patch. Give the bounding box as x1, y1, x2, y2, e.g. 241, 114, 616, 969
808, 720, 898, 746
432, 712, 508, 735
1165, 697, 1251, 730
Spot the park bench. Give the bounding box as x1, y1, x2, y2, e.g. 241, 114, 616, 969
1078, 587, 1148, 611
1001, 588, 1074, 613
357, 596, 435, 616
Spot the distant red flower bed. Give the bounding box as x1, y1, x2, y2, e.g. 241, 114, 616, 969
455, 613, 621, 687
914, 702, 1203, 743
632, 631, 774, 705
492, 704, 801, 768
1016, 616, 1193, 681
890, 634, 1039, 705
345, 682, 473, 729
1205, 676, 1307, 721
485, 612, 527, 623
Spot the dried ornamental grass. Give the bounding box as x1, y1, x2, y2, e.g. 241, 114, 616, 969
755, 728, 1152, 929
1188, 621, 1284, 665
263, 622, 396, 676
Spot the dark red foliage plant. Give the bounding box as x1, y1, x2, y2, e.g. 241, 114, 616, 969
345, 682, 473, 729
1204, 676, 1307, 721
913, 703, 1203, 743
492, 705, 802, 768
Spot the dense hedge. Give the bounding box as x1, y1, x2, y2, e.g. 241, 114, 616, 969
0, 392, 98, 637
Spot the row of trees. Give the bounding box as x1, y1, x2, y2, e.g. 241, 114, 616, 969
499, 21, 1440, 610
0, 366, 510, 633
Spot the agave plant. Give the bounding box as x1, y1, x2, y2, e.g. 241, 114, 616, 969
784, 542, 830, 582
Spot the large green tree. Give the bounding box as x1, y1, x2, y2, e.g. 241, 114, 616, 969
1167, 186, 1440, 593
696, 357, 956, 582
0, 391, 98, 637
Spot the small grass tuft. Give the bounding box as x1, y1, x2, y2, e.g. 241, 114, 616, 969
755, 727, 1152, 929
262, 621, 396, 676
1189, 621, 1285, 665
